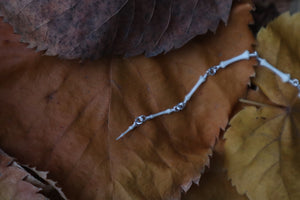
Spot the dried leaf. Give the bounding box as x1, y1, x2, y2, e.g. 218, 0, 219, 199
0, 0, 232, 59
22, 167, 67, 200
181, 140, 248, 200
253, 0, 291, 13
0, 2, 254, 200
0, 149, 46, 200
225, 12, 300, 200
250, 0, 300, 35
250, 2, 280, 35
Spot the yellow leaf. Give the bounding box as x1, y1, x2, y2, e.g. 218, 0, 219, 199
225, 12, 300, 200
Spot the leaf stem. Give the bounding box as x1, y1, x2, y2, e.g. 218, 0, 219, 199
239, 99, 272, 107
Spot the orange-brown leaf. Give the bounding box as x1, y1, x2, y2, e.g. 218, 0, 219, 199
225, 12, 300, 200
0, 2, 255, 200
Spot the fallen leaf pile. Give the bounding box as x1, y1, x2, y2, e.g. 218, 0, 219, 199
225, 12, 300, 200
0, 1, 255, 200
0, 0, 232, 59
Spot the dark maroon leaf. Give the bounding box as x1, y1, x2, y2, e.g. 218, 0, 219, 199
0, 0, 232, 59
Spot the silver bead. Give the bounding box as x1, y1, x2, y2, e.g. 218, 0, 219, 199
290, 78, 299, 87
135, 115, 146, 125
207, 66, 218, 76
174, 102, 186, 112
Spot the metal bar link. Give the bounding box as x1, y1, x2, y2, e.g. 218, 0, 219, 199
116, 50, 300, 140
256, 57, 300, 96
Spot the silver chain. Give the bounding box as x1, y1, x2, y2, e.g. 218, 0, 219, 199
116, 51, 300, 140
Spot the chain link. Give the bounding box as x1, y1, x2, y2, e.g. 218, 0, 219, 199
117, 51, 300, 140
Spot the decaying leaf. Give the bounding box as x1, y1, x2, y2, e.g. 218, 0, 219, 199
0, 2, 254, 200
225, 12, 300, 200
23, 167, 68, 200
0, 0, 232, 59
0, 148, 55, 200
181, 140, 248, 200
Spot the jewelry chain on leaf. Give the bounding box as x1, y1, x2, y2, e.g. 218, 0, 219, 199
116, 50, 300, 140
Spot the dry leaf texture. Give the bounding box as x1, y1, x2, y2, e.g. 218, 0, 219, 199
0, 149, 47, 200
225, 12, 300, 200
0, 0, 232, 59
181, 141, 248, 200
0, 2, 254, 200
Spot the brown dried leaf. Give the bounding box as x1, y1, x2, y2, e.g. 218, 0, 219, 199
0, 149, 46, 200
0, 0, 232, 59
0, 2, 254, 200
22, 167, 67, 200
225, 12, 300, 200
